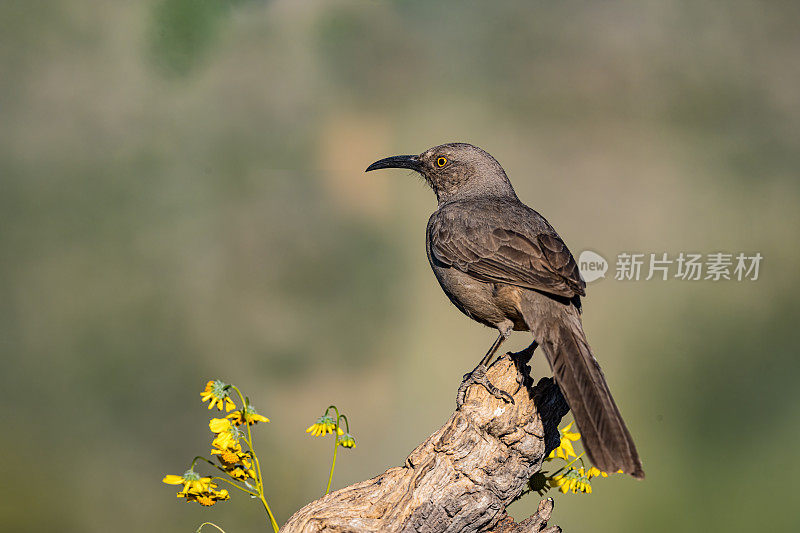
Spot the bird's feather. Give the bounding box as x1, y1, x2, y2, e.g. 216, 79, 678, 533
428, 200, 586, 299
520, 296, 644, 478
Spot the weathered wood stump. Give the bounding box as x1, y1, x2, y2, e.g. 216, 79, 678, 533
282, 350, 569, 533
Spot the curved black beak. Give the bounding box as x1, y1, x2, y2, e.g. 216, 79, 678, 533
365, 154, 421, 173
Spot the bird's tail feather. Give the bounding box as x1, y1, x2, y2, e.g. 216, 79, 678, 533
520, 296, 644, 479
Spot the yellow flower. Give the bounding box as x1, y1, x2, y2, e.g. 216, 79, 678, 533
209, 418, 243, 450
211, 446, 245, 465
228, 465, 257, 481
179, 487, 230, 506
306, 415, 343, 437
547, 421, 581, 460
163, 470, 213, 497
211, 447, 257, 481
586, 466, 608, 479
165, 469, 231, 506
549, 474, 565, 491
210, 489, 230, 504
549, 465, 594, 495
338, 433, 356, 448
201, 380, 236, 412
209, 417, 232, 433
227, 405, 270, 426
551, 473, 591, 494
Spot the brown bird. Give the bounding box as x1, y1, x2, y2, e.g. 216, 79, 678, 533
367, 142, 644, 478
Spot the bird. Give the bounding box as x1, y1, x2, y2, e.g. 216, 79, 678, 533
366, 142, 644, 479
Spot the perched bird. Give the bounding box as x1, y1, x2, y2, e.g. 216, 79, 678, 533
366, 142, 644, 479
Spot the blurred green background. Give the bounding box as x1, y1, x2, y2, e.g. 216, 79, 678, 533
2, 1, 799, 531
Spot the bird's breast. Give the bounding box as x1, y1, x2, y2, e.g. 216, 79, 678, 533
428, 261, 528, 332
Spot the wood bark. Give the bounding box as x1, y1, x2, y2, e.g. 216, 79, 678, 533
282, 350, 570, 533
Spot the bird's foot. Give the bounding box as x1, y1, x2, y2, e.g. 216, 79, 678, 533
456, 363, 514, 408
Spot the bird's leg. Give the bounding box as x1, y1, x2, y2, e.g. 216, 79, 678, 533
479, 331, 507, 367
456, 325, 514, 408
508, 340, 538, 394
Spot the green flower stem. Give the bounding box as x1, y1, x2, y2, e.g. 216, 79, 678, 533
325, 405, 340, 422
197, 522, 227, 533
324, 405, 343, 495
191, 456, 237, 478
189, 456, 203, 471
229, 385, 279, 533
210, 476, 258, 497
259, 494, 280, 533
326, 433, 339, 495
229, 387, 263, 484
551, 452, 585, 477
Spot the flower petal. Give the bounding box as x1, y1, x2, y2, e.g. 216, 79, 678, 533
209, 418, 230, 433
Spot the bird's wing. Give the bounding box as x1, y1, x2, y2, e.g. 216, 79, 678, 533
428, 206, 586, 298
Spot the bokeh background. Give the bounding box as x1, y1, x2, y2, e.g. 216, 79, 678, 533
2, 1, 799, 531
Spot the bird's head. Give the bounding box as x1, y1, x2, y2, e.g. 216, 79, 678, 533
366, 142, 516, 203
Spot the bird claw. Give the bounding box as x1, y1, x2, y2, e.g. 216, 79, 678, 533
456, 363, 515, 408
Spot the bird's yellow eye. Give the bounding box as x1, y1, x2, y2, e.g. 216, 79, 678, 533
436, 157, 448, 167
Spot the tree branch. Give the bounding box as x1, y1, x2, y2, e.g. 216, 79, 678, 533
282, 349, 570, 532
